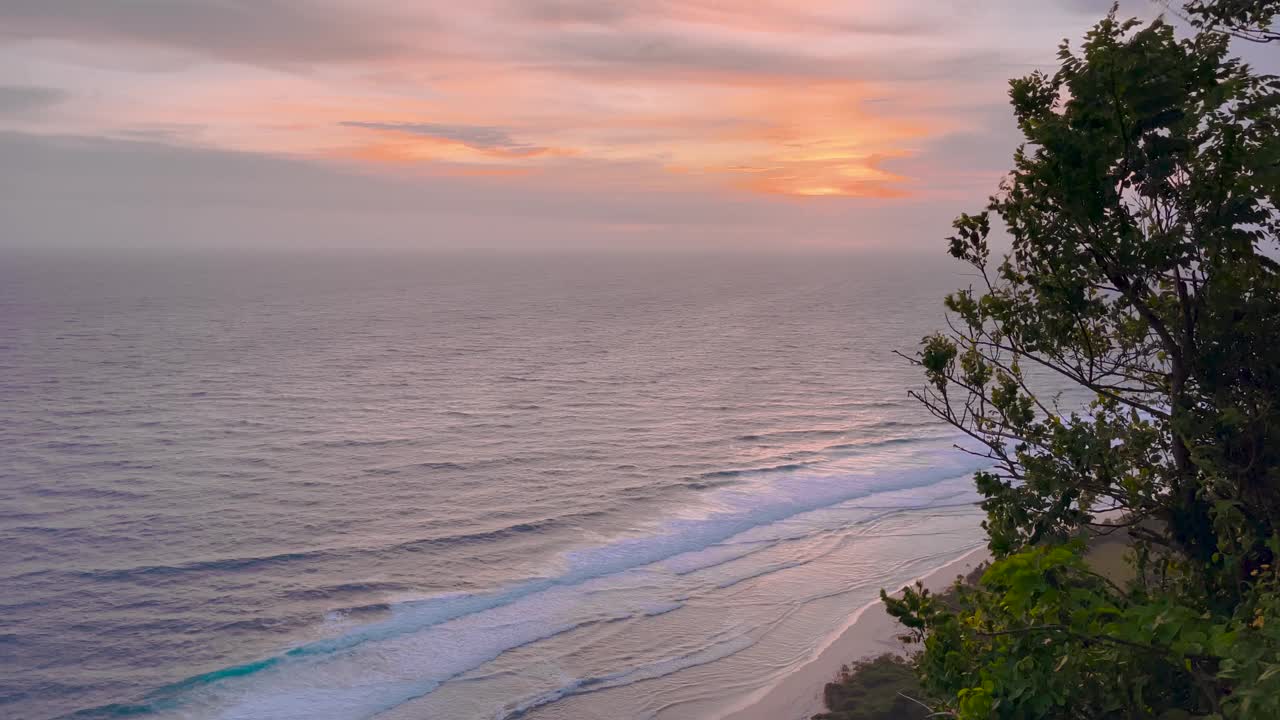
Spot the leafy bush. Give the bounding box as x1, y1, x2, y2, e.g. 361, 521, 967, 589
814, 654, 930, 720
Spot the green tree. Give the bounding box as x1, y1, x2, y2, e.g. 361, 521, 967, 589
885, 4, 1280, 718
1177, 0, 1280, 43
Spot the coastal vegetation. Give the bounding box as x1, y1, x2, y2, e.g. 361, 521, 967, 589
814, 655, 930, 720
863, 1, 1280, 718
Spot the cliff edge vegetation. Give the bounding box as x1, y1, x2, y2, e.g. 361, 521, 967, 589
875, 1, 1280, 717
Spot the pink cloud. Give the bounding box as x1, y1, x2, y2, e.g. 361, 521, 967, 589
0, 0, 1139, 211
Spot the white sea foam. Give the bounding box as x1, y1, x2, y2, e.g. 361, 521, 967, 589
144, 436, 988, 719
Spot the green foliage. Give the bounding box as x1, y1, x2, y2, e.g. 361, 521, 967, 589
1179, 0, 1280, 43
885, 544, 1280, 719
814, 654, 931, 720
890, 2, 1280, 717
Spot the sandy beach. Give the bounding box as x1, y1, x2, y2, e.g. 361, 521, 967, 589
722, 516, 1141, 720
720, 546, 990, 720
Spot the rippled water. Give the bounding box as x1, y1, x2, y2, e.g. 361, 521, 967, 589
1, 251, 988, 720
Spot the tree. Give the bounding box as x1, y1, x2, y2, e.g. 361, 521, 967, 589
884, 4, 1280, 718
1177, 0, 1280, 43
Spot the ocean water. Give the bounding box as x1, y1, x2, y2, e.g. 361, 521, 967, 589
1, 251, 990, 720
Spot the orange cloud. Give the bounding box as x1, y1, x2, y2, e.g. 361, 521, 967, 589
8, 1, 994, 201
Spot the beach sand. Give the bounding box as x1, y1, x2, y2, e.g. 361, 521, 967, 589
720, 547, 990, 720
723, 519, 1140, 720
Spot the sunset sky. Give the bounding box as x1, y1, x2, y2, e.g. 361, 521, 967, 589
1, 0, 1168, 250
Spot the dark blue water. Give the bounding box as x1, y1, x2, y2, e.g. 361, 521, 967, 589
0, 251, 989, 720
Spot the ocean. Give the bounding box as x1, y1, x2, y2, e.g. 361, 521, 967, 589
0, 251, 991, 720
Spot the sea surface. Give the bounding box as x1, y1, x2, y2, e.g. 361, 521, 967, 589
1, 251, 992, 720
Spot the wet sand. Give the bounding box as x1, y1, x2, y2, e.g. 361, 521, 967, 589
720, 547, 989, 720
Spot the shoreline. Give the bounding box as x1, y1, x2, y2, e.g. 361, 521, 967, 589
719, 544, 990, 720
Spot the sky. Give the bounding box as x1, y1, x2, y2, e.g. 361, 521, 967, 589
0, 0, 1180, 251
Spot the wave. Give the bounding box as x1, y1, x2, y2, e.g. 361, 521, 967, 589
364, 461, 466, 475
714, 560, 805, 590
386, 519, 561, 551
73, 518, 575, 583
282, 581, 411, 603
497, 633, 757, 720
74, 597, 707, 720
682, 433, 948, 490
24, 485, 148, 501
736, 429, 848, 442
734, 419, 942, 446
820, 435, 943, 452
76, 549, 335, 582
298, 438, 419, 449
663, 540, 781, 576
73, 437, 989, 719
696, 462, 811, 480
